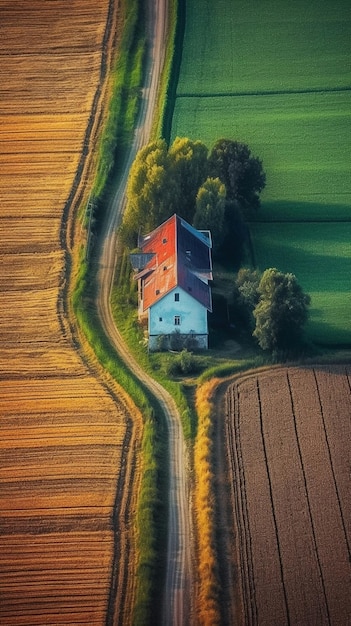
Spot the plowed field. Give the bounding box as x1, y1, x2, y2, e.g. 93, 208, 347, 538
225, 365, 351, 625
0, 1, 139, 624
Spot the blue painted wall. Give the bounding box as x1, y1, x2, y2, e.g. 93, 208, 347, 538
149, 286, 208, 336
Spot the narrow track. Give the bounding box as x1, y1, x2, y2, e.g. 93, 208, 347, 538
95, 0, 193, 623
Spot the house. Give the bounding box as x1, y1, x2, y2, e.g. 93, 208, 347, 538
130, 214, 213, 350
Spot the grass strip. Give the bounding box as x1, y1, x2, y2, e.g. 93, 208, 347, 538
156, 0, 185, 141
197, 355, 266, 384
93, 0, 146, 199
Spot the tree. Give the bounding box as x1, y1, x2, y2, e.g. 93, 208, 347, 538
121, 137, 208, 246
193, 177, 226, 256
168, 137, 208, 222
232, 268, 261, 329
208, 139, 266, 216
121, 136, 265, 254
122, 139, 176, 245
253, 268, 310, 353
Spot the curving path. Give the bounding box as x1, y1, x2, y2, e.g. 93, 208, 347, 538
95, 0, 193, 623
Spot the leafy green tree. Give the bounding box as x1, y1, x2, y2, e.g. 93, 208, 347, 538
253, 268, 310, 352
193, 177, 226, 255
168, 137, 208, 222
208, 139, 266, 216
236, 268, 261, 308
122, 137, 208, 246
121, 136, 265, 253
122, 139, 175, 245
232, 268, 261, 329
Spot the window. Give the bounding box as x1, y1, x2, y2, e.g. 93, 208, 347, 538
174, 315, 181, 326
174, 292, 179, 301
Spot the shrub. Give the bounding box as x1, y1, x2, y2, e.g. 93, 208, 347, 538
165, 349, 198, 376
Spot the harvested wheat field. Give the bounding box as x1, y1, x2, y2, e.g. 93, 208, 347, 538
0, 1, 140, 624
225, 365, 351, 626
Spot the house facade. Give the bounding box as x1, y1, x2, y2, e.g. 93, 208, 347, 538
130, 214, 213, 351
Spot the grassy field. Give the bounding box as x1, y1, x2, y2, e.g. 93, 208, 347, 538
176, 0, 351, 96
170, 0, 351, 344
0, 1, 143, 623
250, 222, 351, 344
172, 91, 351, 210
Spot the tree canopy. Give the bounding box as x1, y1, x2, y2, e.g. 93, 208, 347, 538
168, 137, 208, 222
253, 268, 310, 353
121, 137, 208, 245
232, 267, 262, 329
193, 177, 226, 255
208, 139, 266, 216
121, 136, 265, 262
121, 139, 173, 245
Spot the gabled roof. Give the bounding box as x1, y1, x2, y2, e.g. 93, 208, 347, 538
136, 214, 212, 312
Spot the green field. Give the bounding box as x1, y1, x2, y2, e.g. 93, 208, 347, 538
250, 223, 351, 344
171, 0, 351, 344
177, 0, 351, 95
172, 91, 351, 211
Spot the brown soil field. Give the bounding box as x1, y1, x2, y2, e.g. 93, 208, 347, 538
0, 1, 140, 624
222, 365, 351, 625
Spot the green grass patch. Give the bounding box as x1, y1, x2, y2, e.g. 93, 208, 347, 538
250, 222, 351, 344
171, 91, 351, 209
177, 0, 351, 96
153, 0, 181, 140
258, 201, 351, 223
197, 357, 265, 384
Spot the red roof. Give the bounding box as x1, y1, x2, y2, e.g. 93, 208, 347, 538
136, 214, 212, 312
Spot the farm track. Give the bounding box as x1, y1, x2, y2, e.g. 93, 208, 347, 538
0, 1, 142, 624
223, 365, 351, 625
95, 0, 194, 622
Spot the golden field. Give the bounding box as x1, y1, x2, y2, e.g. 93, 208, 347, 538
0, 1, 140, 624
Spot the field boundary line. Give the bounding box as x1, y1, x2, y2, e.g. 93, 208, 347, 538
176, 85, 351, 99
248, 219, 351, 224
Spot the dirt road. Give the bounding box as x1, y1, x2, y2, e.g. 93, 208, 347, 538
95, 0, 193, 623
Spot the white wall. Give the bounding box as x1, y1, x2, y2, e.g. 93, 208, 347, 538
148, 287, 208, 336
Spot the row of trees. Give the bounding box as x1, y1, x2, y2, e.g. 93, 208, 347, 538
121, 136, 266, 265
233, 267, 311, 353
